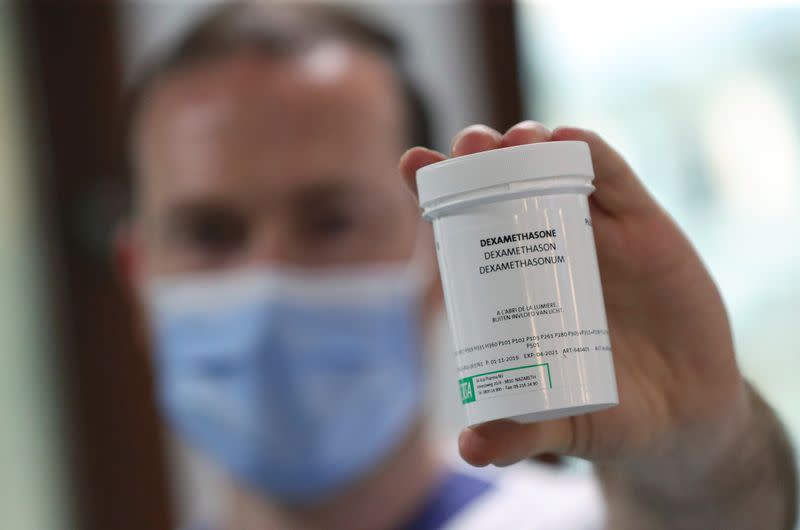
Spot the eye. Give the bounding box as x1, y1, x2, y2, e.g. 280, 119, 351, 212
303, 208, 357, 240
171, 207, 248, 256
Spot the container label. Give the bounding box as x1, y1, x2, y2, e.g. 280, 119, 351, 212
433, 195, 615, 418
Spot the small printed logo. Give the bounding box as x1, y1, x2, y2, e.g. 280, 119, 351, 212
459, 378, 475, 404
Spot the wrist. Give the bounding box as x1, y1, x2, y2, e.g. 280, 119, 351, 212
597, 381, 797, 530
600, 378, 752, 499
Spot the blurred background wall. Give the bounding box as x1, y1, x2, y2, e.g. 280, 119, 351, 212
0, 3, 73, 529
516, 4, 800, 438
3, 2, 800, 529
13, 2, 174, 529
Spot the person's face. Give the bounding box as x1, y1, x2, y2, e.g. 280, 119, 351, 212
129, 44, 423, 278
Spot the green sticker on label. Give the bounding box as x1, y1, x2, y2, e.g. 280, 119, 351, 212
458, 363, 552, 404
459, 377, 476, 403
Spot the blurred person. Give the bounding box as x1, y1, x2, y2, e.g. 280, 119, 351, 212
116, 2, 797, 530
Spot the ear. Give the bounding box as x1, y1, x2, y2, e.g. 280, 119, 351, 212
113, 220, 158, 361
113, 220, 145, 298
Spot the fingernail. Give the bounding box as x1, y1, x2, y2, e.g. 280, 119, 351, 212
512, 120, 540, 130
451, 125, 500, 157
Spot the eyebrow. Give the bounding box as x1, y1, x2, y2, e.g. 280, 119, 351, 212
150, 176, 373, 230
285, 179, 376, 213
157, 200, 244, 234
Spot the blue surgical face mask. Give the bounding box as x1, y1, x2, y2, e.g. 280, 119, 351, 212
145, 264, 426, 504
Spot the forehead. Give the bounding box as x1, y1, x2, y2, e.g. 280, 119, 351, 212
134, 46, 408, 208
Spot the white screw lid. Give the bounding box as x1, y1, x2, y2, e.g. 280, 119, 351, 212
415, 141, 594, 208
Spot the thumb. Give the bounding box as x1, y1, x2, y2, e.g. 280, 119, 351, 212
459, 417, 576, 467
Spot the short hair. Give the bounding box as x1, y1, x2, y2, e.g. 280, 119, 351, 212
119, 1, 432, 212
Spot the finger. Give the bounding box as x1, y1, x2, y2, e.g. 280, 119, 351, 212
501, 120, 552, 147
451, 124, 503, 158
551, 126, 656, 217
458, 417, 574, 467
399, 146, 447, 198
